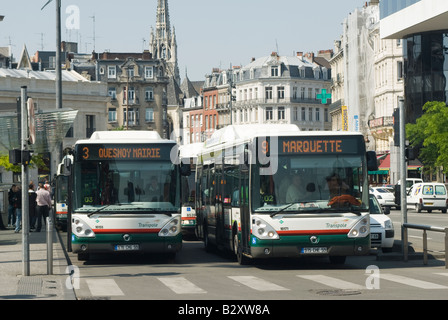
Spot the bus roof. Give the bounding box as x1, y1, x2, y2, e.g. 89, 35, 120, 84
202, 125, 364, 151
75, 131, 175, 145
204, 124, 300, 148
179, 142, 204, 159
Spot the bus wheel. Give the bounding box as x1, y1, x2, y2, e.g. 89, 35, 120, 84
329, 256, 346, 265
204, 226, 213, 253
233, 233, 251, 265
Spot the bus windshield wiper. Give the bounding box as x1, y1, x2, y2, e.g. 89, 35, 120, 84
87, 203, 122, 217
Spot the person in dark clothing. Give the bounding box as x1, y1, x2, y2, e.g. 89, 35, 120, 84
7, 185, 18, 228
28, 182, 37, 231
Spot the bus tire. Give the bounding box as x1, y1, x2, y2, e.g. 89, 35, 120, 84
233, 233, 251, 265
204, 225, 213, 253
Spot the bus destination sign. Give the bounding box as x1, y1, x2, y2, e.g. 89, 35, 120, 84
279, 136, 361, 155
75, 144, 174, 161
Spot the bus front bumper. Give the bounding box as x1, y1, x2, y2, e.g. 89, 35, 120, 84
249, 235, 370, 259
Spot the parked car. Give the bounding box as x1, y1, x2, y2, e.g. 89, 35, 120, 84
369, 194, 395, 253
407, 182, 448, 213
369, 187, 396, 210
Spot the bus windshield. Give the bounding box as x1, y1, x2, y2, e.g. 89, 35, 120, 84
252, 154, 368, 214
73, 160, 180, 214
56, 175, 69, 204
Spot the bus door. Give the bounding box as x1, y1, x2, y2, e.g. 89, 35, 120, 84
239, 165, 250, 255
214, 164, 225, 246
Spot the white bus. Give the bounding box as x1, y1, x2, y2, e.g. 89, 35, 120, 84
68, 131, 187, 261
179, 143, 203, 239
195, 125, 378, 265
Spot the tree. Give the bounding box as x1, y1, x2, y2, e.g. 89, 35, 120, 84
406, 101, 448, 174
0, 153, 49, 173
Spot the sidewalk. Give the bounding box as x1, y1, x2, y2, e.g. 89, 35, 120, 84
0, 226, 76, 300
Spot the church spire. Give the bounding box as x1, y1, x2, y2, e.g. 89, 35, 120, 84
150, 0, 180, 84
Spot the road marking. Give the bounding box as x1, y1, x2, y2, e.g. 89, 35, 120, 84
157, 277, 207, 294
381, 274, 448, 289
228, 276, 289, 291
297, 275, 365, 290
86, 279, 124, 296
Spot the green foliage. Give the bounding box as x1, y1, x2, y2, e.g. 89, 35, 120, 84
0, 153, 49, 173
406, 101, 448, 173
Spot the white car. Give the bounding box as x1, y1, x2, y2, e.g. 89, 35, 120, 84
369, 187, 396, 209
369, 194, 395, 253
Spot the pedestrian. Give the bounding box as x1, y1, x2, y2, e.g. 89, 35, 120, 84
35, 183, 52, 232
14, 186, 22, 233
28, 182, 37, 231
7, 184, 18, 228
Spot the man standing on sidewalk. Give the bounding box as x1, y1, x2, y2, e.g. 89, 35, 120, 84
35, 183, 52, 232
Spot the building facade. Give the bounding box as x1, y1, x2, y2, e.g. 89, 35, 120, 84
94, 52, 170, 138
380, 0, 448, 182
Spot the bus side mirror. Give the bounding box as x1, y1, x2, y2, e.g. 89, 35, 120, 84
180, 163, 191, 176
63, 157, 72, 176
366, 151, 378, 172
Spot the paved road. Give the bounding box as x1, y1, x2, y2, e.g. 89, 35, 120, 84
60, 232, 448, 301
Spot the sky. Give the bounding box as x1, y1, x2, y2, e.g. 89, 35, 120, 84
1, 0, 366, 82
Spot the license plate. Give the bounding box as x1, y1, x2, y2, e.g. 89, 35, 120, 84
371, 233, 381, 240
424, 202, 433, 206
114, 244, 140, 251
301, 247, 328, 254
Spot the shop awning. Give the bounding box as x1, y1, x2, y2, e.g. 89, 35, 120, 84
378, 154, 390, 171
0, 108, 78, 154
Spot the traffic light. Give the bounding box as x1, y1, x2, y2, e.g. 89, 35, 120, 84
393, 108, 400, 146
406, 147, 416, 161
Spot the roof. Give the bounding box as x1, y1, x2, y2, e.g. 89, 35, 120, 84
0, 68, 90, 82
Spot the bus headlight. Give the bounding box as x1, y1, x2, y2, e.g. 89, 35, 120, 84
348, 217, 369, 238
252, 218, 279, 240
72, 217, 95, 238
159, 217, 181, 237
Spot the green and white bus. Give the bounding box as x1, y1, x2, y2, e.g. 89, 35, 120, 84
69, 131, 185, 261
195, 125, 377, 265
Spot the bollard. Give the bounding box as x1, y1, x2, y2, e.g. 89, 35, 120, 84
46, 216, 53, 275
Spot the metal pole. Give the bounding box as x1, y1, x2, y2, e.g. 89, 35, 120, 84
399, 98, 408, 259
21, 86, 30, 276
445, 228, 448, 269
56, 0, 62, 111
47, 216, 53, 275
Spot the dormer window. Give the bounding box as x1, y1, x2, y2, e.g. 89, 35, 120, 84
271, 66, 279, 77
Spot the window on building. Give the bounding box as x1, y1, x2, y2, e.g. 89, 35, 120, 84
277, 86, 285, 100
397, 61, 404, 80
145, 66, 154, 79
265, 87, 273, 100
145, 87, 154, 101
271, 66, 279, 77
308, 107, 313, 121
266, 107, 273, 121
108, 87, 117, 100
278, 107, 285, 120
315, 108, 320, 122
108, 66, 116, 79
108, 108, 117, 122
145, 108, 154, 122
301, 107, 306, 121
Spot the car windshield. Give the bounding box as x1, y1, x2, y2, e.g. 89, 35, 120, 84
369, 195, 383, 215
251, 154, 369, 214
